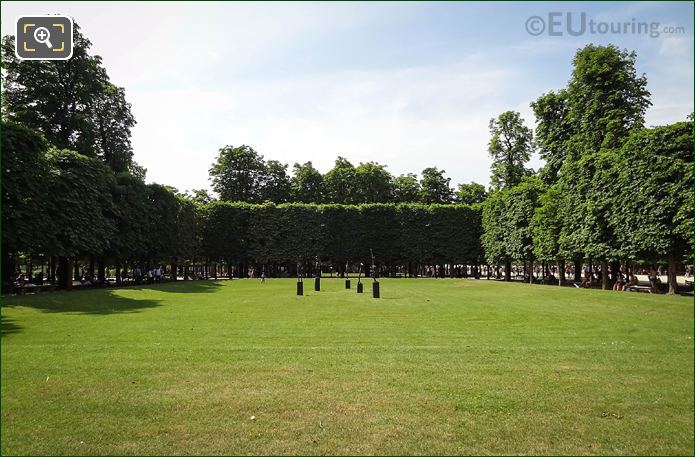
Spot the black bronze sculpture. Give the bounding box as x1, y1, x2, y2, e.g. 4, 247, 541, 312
296, 257, 303, 296
371, 249, 380, 299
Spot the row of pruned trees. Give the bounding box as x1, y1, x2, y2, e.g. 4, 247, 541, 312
199, 202, 482, 277
2, 121, 198, 290
481, 44, 693, 294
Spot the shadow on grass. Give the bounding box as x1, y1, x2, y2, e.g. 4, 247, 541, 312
2, 289, 161, 315
1, 280, 226, 315
127, 280, 224, 294
1, 315, 22, 337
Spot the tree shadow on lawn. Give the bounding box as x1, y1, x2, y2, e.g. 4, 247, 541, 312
1, 315, 22, 337
2, 289, 162, 315
1, 280, 225, 315
127, 279, 224, 294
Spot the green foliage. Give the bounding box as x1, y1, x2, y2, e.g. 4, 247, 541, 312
392, 173, 421, 203
1, 121, 50, 256
261, 160, 292, 203
354, 162, 393, 203
1, 25, 135, 173
456, 182, 488, 205
610, 121, 693, 262
482, 178, 544, 264
531, 185, 562, 262
44, 149, 117, 257
566, 44, 651, 154
419, 167, 453, 204
200, 203, 482, 268
291, 161, 325, 203
488, 111, 533, 190
324, 157, 357, 204
209, 145, 267, 203
531, 90, 571, 184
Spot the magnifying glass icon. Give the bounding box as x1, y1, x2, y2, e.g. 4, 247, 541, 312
33, 27, 52, 48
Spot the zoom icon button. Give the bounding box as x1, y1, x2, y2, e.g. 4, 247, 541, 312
16, 15, 73, 60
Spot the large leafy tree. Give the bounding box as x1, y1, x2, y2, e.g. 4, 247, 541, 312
260, 160, 292, 203
482, 189, 512, 280
419, 167, 453, 204
1, 121, 50, 288
209, 145, 267, 202
392, 174, 421, 203
45, 149, 118, 288
531, 90, 571, 184
488, 111, 533, 190
1, 24, 137, 174
291, 161, 325, 203
557, 45, 652, 288
324, 157, 357, 204
456, 182, 488, 205
354, 162, 393, 203
610, 120, 693, 294
566, 44, 651, 155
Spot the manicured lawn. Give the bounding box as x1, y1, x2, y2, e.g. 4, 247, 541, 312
1, 279, 693, 455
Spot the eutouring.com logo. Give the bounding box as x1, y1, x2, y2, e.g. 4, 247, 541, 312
525, 12, 685, 38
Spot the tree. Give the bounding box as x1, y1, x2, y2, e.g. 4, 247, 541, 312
419, 167, 452, 204
532, 185, 564, 285
45, 149, 118, 288
531, 90, 571, 184
566, 44, 651, 155
506, 177, 545, 283
1, 121, 50, 289
324, 157, 357, 204
610, 120, 693, 294
2, 25, 136, 173
87, 83, 137, 173
185, 189, 215, 206
392, 174, 421, 203
291, 161, 325, 203
209, 145, 266, 202
482, 189, 512, 280
354, 162, 393, 203
260, 160, 292, 203
456, 182, 488, 205
488, 111, 534, 190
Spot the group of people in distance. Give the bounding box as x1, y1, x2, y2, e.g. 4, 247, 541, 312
133, 266, 164, 284
577, 265, 659, 293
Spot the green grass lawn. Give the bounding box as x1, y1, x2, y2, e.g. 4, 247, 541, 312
1, 278, 693, 455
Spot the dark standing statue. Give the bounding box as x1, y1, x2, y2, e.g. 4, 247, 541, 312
371, 249, 380, 299
296, 257, 303, 296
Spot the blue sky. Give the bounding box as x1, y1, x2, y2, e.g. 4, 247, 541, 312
2, 1, 693, 194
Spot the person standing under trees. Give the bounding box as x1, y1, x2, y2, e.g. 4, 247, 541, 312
260, 272, 266, 284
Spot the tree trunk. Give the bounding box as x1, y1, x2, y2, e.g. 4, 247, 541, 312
115, 263, 122, 285
89, 256, 95, 279
57, 256, 73, 290
601, 260, 610, 290
528, 260, 534, 284
504, 260, 511, 281
667, 253, 678, 295
558, 259, 565, 287
574, 259, 581, 283
2, 250, 14, 294
74, 260, 80, 281
97, 259, 106, 284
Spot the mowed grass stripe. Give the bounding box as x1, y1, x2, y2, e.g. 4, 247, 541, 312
2, 279, 692, 455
